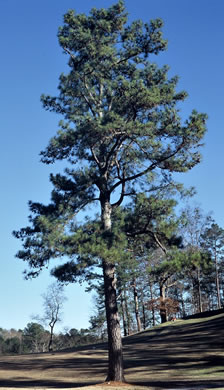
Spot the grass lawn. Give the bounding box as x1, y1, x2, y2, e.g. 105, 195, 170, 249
0, 312, 223, 390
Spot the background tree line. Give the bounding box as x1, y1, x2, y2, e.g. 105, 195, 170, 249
6, 201, 224, 356
90, 203, 224, 336
0, 323, 102, 355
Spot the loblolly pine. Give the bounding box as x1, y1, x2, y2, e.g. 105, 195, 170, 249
13, 1, 207, 382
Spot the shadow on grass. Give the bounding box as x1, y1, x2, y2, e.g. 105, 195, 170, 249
0, 379, 99, 388
0, 354, 107, 388
0, 314, 223, 389
122, 314, 224, 389
133, 379, 224, 389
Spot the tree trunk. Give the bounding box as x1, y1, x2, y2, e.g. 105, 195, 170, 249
124, 287, 131, 335
149, 281, 155, 327
160, 283, 167, 323
48, 325, 54, 352
103, 261, 124, 381
179, 290, 186, 318
215, 253, 221, 309
197, 268, 203, 313
101, 199, 125, 382
133, 278, 142, 332
141, 293, 146, 330
120, 291, 127, 337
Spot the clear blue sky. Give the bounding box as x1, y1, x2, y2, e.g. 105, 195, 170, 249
1, 0, 223, 332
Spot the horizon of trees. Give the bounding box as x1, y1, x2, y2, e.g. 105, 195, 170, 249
0, 323, 101, 355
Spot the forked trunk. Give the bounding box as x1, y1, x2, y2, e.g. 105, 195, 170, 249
101, 199, 125, 382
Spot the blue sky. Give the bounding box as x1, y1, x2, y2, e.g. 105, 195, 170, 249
1, 0, 224, 332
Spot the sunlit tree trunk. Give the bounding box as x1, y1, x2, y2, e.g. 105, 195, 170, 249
214, 252, 221, 309
197, 268, 203, 313
149, 281, 156, 327
140, 289, 146, 330
133, 278, 142, 332
160, 283, 167, 323
120, 290, 127, 337
124, 287, 131, 335
101, 199, 124, 382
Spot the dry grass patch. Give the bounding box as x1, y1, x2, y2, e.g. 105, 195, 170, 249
0, 313, 224, 389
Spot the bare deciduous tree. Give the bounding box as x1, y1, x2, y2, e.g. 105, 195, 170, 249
33, 283, 67, 351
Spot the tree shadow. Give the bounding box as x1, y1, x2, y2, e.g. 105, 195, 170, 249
122, 314, 224, 389
0, 379, 99, 388
133, 379, 224, 389
0, 352, 108, 388
0, 315, 223, 389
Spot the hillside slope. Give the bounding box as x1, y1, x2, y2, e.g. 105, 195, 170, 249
123, 312, 224, 388
0, 313, 223, 389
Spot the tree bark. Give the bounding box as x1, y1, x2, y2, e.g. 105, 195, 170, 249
133, 278, 142, 332
120, 291, 127, 337
215, 252, 221, 309
149, 281, 156, 327
141, 292, 146, 330
103, 261, 124, 382
197, 268, 203, 313
124, 287, 131, 335
179, 290, 186, 318
160, 283, 167, 323
101, 199, 125, 382
48, 326, 54, 352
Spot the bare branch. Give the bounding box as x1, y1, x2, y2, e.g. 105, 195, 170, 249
104, 135, 126, 173
152, 233, 167, 254
90, 146, 101, 168
112, 178, 125, 208
83, 75, 99, 108
111, 138, 186, 192
80, 91, 96, 117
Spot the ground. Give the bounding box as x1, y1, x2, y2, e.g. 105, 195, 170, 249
0, 313, 224, 390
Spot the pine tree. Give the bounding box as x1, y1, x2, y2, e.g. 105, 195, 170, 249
201, 222, 224, 309
180, 207, 212, 313
13, 1, 207, 382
